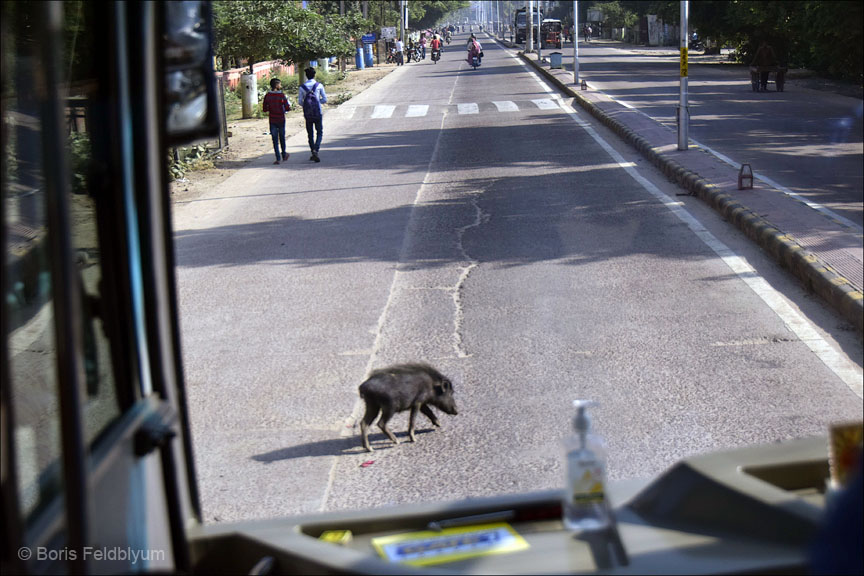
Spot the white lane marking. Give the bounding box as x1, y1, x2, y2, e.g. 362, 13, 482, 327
513, 53, 863, 398
532, 98, 559, 110
371, 105, 396, 118
457, 103, 479, 114
327, 74, 462, 509
340, 106, 357, 119
406, 104, 429, 117
564, 101, 863, 398
493, 100, 519, 112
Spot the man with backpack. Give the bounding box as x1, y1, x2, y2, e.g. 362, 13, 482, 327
299, 67, 328, 163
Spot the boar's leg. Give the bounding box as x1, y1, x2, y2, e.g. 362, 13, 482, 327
408, 405, 420, 442
420, 404, 441, 427
360, 402, 381, 452
378, 406, 399, 445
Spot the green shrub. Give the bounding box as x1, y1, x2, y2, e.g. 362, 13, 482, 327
328, 92, 353, 106
168, 144, 214, 182
67, 132, 91, 194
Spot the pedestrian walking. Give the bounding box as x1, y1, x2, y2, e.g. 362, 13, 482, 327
395, 37, 404, 65
262, 78, 291, 164
299, 67, 327, 163
751, 40, 778, 91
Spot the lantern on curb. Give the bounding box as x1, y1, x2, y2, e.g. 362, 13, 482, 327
738, 163, 754, 190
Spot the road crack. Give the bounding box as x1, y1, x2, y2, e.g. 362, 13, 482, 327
452, 193, 489, 358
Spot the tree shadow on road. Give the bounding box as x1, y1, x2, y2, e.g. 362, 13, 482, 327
173, 116, 720, 271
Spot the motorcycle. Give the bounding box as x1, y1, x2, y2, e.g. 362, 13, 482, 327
445, 34, 451, 45
431, 48, 440, 63
471, 54, 480, 69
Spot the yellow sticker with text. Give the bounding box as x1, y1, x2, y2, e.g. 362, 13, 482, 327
371, 522, 529, 566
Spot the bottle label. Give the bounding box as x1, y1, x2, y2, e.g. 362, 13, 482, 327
569, 459, 606, 505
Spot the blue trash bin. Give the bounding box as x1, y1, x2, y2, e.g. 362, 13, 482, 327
355, 47, 365, 70
364, 44, 374, 67
549, 52, 563, 69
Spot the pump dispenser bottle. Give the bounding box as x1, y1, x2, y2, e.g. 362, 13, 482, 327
563, 400, 611, 531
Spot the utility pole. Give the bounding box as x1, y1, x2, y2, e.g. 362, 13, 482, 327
298, 0, 310, 93
400, 0, 406, 50
379, 0, 384, 65
678, 0, 689, 150
573, 0, 579, 84
340, 0, 346, 73
526, 0, 532, 52
537, 0, 542, 61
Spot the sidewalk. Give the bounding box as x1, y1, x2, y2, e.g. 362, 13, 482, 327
492, 35, 863, 333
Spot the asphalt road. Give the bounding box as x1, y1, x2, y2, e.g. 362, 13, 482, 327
554, 41, 864, 227
173, 33, 863, 524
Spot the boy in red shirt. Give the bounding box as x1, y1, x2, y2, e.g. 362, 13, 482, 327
262, 78, 291, 164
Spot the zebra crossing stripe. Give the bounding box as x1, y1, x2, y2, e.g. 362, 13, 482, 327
362, 100, 563, 119
532, 99, 558, 110
493, 101, 519, 112
371, 105, 396, 118
405, 105, 429, 117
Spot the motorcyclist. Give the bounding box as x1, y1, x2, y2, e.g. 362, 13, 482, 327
430, 34, 442, 60
466, 34, 482, 66
407, 37, 416, 62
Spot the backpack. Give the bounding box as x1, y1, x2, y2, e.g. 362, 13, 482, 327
302, 82, 321, 120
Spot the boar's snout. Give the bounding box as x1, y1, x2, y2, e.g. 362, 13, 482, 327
435, 380, 458, 415
438, 399, 458, 416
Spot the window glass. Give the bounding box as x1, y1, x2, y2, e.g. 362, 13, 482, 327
3, 1, 63, 519
3, 0, 122, 521
61, 0, 122, 445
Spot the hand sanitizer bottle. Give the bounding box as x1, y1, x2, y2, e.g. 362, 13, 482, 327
563, 400, 611, 531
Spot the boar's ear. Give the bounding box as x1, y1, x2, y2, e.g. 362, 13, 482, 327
436, 379, 452, 395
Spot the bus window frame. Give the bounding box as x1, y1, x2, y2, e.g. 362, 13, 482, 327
2, 2, 212, 573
